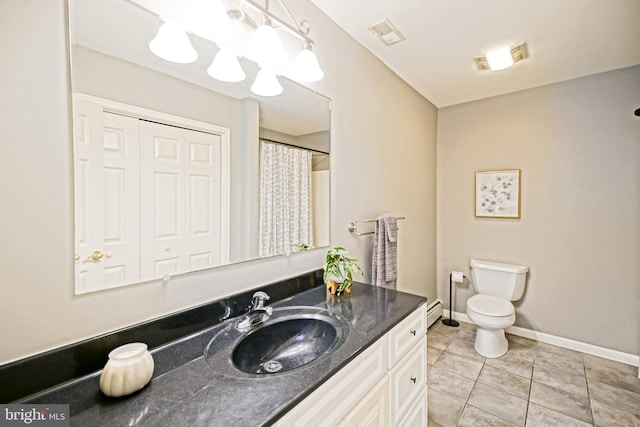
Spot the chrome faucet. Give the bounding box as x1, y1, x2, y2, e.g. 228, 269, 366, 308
237, 291, 273, 330
251, 291, 272, 314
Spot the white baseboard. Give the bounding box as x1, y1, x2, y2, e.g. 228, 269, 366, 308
426, 299, 443, 329
443, 309, 640, 369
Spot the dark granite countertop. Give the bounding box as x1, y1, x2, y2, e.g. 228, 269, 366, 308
38, 282, 426, 427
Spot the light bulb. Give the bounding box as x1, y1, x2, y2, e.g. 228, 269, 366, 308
182, 0, 236, 43
148, 21, 198, 64
245, 22, 287, 68
250, 69, 283, 96
288, 45, 324, 82
207, 49, 246, 82
486, 46, 513, 71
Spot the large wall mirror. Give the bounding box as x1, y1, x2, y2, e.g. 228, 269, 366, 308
69, 0, 331, 294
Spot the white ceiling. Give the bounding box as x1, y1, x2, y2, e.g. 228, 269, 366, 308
309, 0, 640, 107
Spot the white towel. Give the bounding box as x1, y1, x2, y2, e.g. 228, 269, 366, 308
372, 214, 397, 289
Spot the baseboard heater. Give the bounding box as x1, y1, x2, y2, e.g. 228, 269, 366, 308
426, 299, 443, 328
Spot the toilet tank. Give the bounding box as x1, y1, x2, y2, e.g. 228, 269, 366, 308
470, 259, 529, 301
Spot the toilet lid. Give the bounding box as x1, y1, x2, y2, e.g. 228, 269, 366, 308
468, 295, 514, 317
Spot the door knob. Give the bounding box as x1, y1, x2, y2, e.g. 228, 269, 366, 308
87, 250, 105, 261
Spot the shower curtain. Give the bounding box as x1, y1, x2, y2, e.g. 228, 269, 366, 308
259, 140, 314, 257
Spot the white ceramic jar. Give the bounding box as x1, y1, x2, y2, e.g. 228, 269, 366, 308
99, 343, 154, 397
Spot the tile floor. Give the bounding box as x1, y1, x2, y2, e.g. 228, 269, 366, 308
427, 320, 640, 426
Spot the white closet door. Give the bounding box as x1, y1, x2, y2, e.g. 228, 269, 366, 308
101, 112, 140, 287
73, 99, 140, 293
184, 129, 223, 270
140, 121, 185, 279
139, 121, 223, 279
74, 98, 104, 292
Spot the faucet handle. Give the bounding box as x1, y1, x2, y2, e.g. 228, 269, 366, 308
251, 291, 270, 309
252, 291, 270, 301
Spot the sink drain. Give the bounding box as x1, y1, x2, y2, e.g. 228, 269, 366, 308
263, 360, 283, 373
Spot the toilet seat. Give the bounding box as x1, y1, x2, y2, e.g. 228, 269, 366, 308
467, 294, 516, 358
467, 294, 514, 317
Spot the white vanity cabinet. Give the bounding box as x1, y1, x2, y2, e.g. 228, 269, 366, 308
275, 303, 427, 427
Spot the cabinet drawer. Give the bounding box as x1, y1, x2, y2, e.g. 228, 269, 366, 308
389, 336, 426, 426
387, 304, 426, 368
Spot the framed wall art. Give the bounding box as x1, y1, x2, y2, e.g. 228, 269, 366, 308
475, 169, 521, 218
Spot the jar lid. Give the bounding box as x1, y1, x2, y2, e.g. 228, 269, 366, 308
108, 342, 148, 360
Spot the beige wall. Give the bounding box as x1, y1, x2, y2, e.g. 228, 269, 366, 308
0, 0, 437, 364
437, 66, 640, 355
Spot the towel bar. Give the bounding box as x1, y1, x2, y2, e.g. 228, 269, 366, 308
348, 216, 405, 236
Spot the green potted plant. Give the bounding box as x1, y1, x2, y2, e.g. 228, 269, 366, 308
291, 242, 309, 252
323, 247, 363, 296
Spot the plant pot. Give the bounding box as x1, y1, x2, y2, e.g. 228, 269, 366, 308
326, 279, 340, 295
326, 280, 351, 296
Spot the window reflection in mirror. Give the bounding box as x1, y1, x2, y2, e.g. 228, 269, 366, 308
69, 0, 330, 294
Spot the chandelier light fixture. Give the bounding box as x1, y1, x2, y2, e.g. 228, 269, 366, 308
245, 17, 288, 68
207, 48, 247, 82
250, 68, 283, 96
288, 42, 324, 83
145, 0, 324, 96
148, 21, 199, 64
182, 0, 237, 43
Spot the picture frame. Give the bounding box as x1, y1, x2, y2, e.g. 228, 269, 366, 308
475, 169, 521, 218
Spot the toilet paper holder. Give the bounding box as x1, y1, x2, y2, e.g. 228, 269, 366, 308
443, 271, 466, 327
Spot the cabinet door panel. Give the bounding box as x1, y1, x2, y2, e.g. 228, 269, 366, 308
397, 389, 427, 427
276, 339, 387, 427
344, 376, 388, 427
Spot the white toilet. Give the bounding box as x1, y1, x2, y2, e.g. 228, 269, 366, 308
466, 259, 529, 358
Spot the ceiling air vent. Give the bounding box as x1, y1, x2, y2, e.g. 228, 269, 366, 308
369, 18, 405, 46
511, 42, 528, 62
474, 56, 491, 71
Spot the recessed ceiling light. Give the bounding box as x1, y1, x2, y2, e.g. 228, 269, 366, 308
369, 18, 405, 46
486, 47, 513, 71
474, 42, 528, 71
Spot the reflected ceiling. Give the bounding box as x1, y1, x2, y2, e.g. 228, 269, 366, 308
70, 0, 329, 136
